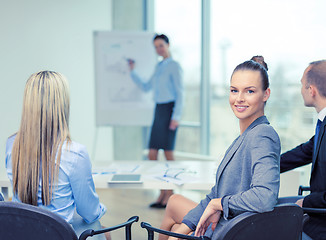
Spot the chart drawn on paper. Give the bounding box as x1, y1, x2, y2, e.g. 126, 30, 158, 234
94, 31, 157, 126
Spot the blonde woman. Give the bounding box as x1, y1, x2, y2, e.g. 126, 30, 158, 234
5, 71, 109, 240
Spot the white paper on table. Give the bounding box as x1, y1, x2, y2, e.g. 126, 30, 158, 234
154, 174, 199, 186
145, 163, 198, 185
146, 162, 189, 175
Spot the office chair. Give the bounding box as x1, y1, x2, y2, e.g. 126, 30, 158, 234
215, 204, 303, 240
141, 222, 210, 240
141, 204, 303, 240
0, 201, 139, 240
298, 185, 326, 216
277, 186, 326, 240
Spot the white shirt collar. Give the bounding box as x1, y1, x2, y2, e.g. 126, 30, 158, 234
318, 107, 326, 121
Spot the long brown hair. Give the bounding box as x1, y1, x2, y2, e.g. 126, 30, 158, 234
12, 71, 71, 206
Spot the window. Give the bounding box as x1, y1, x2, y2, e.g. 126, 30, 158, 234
210, 0, 326, 155
155, 0, 201, 153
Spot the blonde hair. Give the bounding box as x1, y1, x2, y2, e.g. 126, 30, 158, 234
12, 71, 71, 206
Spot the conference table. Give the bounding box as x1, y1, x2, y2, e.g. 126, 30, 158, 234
0, 168, 11, 199
0, 160, 218, 199
0, 160, 306, 199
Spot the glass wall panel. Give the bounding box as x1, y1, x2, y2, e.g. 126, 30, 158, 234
210, 0, 326, 157
155, 0, 201, 153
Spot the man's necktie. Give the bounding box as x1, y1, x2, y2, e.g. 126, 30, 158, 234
314, 119, 322, 152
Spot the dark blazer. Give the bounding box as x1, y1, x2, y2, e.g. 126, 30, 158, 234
281, 117, 326, 239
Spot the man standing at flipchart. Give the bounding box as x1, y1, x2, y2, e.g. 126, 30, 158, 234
280, 60, 326, 240
128, 34, 184, 208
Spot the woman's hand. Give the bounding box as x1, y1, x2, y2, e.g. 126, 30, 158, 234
169, 120, 179, 130
295, 198, 303, 207
127, 59, 135, 71
195, 199, 222, 237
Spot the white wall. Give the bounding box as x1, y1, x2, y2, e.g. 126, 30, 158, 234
0, 0, 114, 165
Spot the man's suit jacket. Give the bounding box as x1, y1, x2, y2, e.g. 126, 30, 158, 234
281, 117, 326, 239
182, 116, 281, 239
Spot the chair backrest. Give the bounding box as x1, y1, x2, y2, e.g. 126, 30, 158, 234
217, 204, 303, 240
0, 201, 78, 240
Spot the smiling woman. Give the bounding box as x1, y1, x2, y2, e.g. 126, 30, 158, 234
229, 56, 271, 133
158, 56, 281, 240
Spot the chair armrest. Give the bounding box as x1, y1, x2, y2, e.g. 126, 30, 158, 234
298, 187, 326, 215
298, 186, 310, 196
79, 216, 139, 240
302, 207, 326, 215
140, 222, 210, 240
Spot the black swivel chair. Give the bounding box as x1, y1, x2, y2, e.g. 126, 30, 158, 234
141, 222, 210, 240
0, 201, 139, 240
215, 204, 303, 240
298, 185, 326, 216
141, 204, 303, 240
277, 186, 326, 240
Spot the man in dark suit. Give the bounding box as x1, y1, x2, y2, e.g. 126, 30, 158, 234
281, 60, 326, 239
